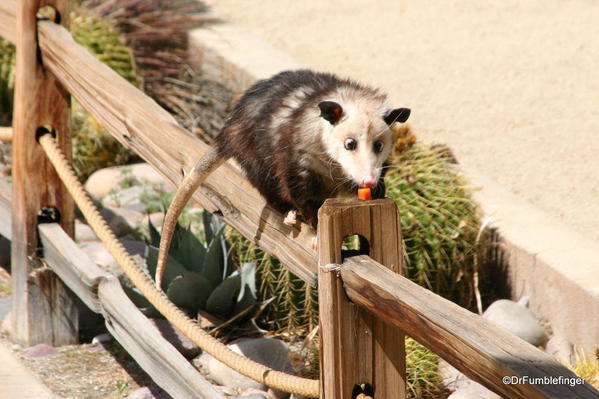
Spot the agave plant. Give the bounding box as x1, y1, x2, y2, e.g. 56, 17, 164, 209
123, 211, 257, 322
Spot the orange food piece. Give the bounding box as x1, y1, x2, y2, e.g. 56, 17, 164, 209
358, 187, 372, 201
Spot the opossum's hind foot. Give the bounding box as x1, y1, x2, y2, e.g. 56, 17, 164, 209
155, 149, 225, 290
283, 210, 298, 226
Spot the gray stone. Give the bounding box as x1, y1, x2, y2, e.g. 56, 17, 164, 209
102, 186, 147, 213
545, 335, 573, 363
147, 212, 165, 229
204, 338, 293, 395
447, 382, 501, 399
0, 296, 11, 320
23, 343, 59, 358
85, 163, 172, 201
79, 241, 118, 271
79, 241, 118, 270
233, 394, 268, 399
439, 359, 471, 392
75, 220, 98, 242
1, 311, 11, 334
149, 318, 200, 359
483, 299, 546, 346
125, 387, 171, 399
100, 207, 145, 237
91, 333, 113, 345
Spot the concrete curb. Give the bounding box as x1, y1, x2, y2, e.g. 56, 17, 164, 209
189, 22, 598, 354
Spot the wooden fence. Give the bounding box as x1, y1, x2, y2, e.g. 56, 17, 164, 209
0, 1, 597, 398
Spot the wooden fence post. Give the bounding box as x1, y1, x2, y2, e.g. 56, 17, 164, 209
318, 198, 406, 398
11, 0, 77, 346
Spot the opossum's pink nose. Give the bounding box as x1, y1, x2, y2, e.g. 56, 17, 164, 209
360, 177, 377, 188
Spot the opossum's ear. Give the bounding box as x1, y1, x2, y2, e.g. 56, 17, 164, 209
384, 108, 411, 125
319, 101, 344, 125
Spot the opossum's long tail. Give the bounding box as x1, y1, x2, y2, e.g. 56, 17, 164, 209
156, 148, 226, 290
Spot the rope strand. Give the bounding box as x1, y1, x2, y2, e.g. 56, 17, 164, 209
38, 133, 320, 398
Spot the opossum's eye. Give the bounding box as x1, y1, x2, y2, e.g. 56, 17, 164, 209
373, 140, 384, 153
344, 138, 357, 151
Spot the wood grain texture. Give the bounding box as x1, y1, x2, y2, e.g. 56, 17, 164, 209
11, 0, 76, 346
38, 223, 104, 313
99, 277, 225, 399
38, 222, 224, 399
35, 20, 318, 285
318, 198, 406, 399
341, 256, 599, 399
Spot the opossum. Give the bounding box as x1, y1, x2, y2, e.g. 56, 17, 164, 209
155, 69, 410, 289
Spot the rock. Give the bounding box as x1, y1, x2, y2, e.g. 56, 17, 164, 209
101, 207, 145, 236
147, 212, 165, 229
75, 220, 98, 242
85, 163, 172, 201
125, 386, 171, 399
23, 343, 59, 358
439, 359, 471, 392
198, 310, 225, 329
1, 311, 11, 334
233, 394, 268, 399
545, 335, 573, 363
440, 360, 501, 399
204, 338, 294, 395
91, 333, 113, 345
234, 389, 269, 399
79, 241, 118, 270
447, 382, 501, 399
102, 186, 148, 213
149, 318, 200, 359
121, 240, 146, 257
483, 299, 546, 346
0, 296, 11, 320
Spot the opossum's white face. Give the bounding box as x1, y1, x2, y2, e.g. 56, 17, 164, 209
319, 101, 410, 188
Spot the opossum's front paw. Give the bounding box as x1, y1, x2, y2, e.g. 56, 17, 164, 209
311, 236, 318, 250
284, 210, 298, 226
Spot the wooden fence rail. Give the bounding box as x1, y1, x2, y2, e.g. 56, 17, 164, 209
1, 1, 597, 398
342, 255, 599, 399
40, 222, 225, 399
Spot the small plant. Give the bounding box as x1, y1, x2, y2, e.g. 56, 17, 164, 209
123, 211, 258, 322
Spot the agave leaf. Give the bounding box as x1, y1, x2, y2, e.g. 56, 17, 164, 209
203, 211, 230, 278
202, 224, 227, 289
205, 272, 240, 319
122, 284, 152, 308
202, 211, 215, 244
147, 216, 161, 247
166, 272, 212, 313
146, 244, 188, 287
234, 262, 257, 314
172, 223, 207, 273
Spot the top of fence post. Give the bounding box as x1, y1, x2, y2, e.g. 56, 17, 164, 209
11, 0, 76, 346
317, 197, 406, 399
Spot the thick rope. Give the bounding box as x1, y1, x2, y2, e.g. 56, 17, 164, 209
38, 134, 320, 398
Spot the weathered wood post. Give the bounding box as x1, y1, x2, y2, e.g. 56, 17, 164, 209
11, 0, 77, 345
318, 198, 406, 398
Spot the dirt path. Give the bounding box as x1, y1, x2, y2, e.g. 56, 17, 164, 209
206, 0, 599, 242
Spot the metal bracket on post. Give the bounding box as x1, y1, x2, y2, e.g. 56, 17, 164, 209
318, 197, 406, 399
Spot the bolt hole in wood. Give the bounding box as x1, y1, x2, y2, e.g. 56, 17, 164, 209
352, 383, 374, 399
36, 5, 61, 24
35, 125, 56, 142
341, 234, 370, 261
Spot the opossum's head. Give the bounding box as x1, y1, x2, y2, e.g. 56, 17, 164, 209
319, 100, 410, 188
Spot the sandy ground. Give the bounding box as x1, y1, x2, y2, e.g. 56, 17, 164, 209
205, 0, 599, 243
